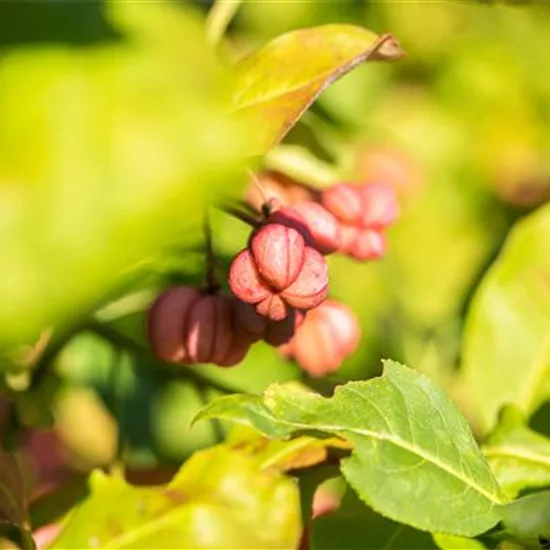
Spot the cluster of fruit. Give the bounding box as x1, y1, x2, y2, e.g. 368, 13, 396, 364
147, 173, 398, 377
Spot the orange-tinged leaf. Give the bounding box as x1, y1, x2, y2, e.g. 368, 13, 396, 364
232, 25, 404, 156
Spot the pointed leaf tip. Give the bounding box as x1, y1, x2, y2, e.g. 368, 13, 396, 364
370, 33, 406, 61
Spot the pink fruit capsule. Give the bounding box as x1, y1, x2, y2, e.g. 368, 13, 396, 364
281, 247, 328, 310
185, 294, 233, 364
350, 229, 386, 261
280, 299, 360, 378
250, 223, 306, 291
359, 183, 399, 229
147, 286, 201, 363
228, 250, 270, 305
270, 201, 341, 255
229, 221, 329, 322
147, 289, 255, 368
321, 184, 363, 224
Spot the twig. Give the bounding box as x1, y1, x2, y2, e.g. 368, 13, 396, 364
205, 0, 243, 47
203, 210, 220, 294
218, 204, 262, 228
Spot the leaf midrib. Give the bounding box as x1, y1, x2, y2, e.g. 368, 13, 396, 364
231, 36, 382, 113
316, 422, 503, 505
220, 411, 503, 505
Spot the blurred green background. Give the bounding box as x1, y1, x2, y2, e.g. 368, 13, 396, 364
1, 0, 550, 502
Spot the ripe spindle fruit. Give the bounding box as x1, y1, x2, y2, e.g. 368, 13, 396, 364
147, 287, 254, 367
359, 183, 399, 229
235, 301, 305, 347
321, 182, 398, 261
279, 299, 360, 377
229, 222, 328, 321
267, 200, 341, 255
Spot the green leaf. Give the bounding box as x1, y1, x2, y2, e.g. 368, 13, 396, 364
498, 490, 550, 542
50, 445, 301, 549
195, 361, 503, 536
483, 406, 550, 499
432, 534, 487, 549
310, 487, 438, 550
461, 204, 550, 434
232, 24, 404, 155
0, 0, 250, 350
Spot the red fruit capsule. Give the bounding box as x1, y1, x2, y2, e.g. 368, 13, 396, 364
147, 287, 254, 367
269, 201, 341, 255
279, 299, 360, 377
281, 247, 328, 309
147, 286, 201, 363
320, 181, 398, 262
235, 302, 305, 347
229, 222, 329, 321
359, 183, 399, 229
185, 294, 233, 364
349, 229, 386, 261
250, 223, 305, 291
228, 249, 270, 304
321, 184, 363, 224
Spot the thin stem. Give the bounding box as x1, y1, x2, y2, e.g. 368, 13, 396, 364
205, 0, 243, 47
203, 210, 219, 293
110, 346, 126, 466
219, 203, 262, 228
231, 198, 261, 216
248, 169, 268, 206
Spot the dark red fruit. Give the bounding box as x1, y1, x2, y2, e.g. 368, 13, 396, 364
147, 287, 254, 367
147, 286, 201, 363
235, 302, 305, 347
279, 299, 360, 377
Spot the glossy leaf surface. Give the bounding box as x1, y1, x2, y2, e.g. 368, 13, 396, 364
196, 361, 503, 536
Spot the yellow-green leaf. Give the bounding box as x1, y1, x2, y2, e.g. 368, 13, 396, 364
483, 407, 550, 499
50, 445, 301, 549
0, 0, 249, 350
232, 24, 404, 156
461, 204, 550, 434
